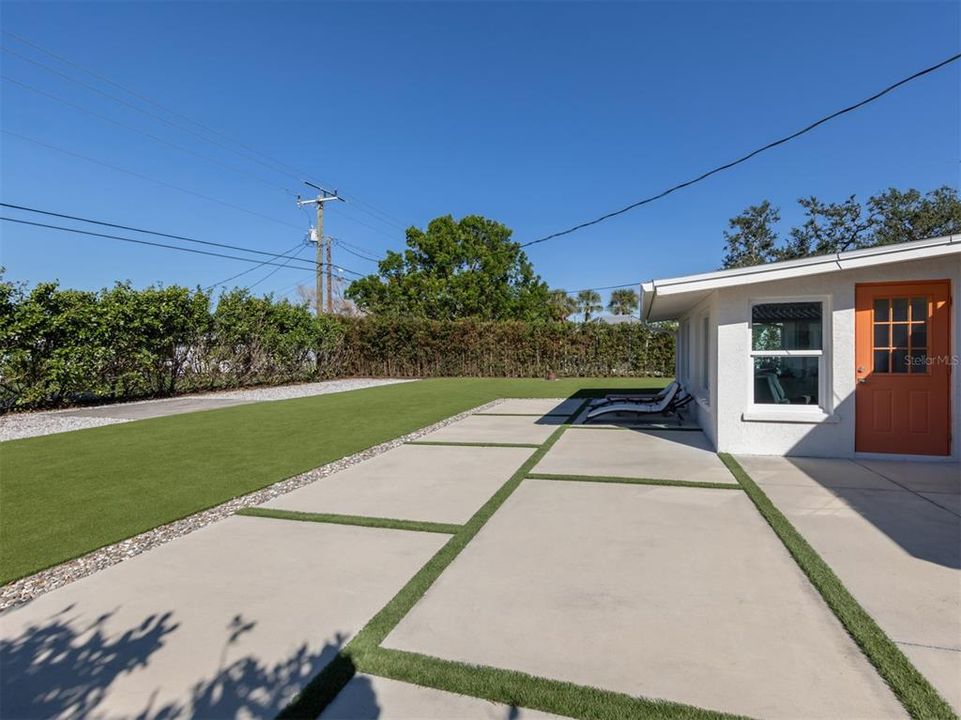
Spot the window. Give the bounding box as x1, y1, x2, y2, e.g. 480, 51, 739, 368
872, 296, 928, 374
750, 301, 823, 406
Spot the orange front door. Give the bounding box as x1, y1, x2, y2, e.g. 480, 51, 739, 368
855, 281, 951, 455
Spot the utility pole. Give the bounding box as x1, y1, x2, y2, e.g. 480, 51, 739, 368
296, 182, 344, 316
326, 234, 333, 313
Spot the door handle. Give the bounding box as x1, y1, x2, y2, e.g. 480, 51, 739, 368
857, 378, 868, 384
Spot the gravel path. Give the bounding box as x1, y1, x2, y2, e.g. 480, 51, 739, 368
0, 378, 415, 442
193, 378, 413, 402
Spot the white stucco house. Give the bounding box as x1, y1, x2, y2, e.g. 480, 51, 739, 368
640, 235, 960, 460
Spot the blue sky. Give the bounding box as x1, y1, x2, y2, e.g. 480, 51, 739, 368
1, 1, 958, 304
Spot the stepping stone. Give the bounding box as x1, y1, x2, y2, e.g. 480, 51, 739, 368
479, 398, 583, 417
420, 415, 564, 446
0, 516, 447, 719
262, 444, 533, 524
532, 428, 736, 484
383, 480, 904, 719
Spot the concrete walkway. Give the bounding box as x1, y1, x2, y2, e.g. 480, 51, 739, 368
737, 455, 961, 714
2, 401, 950, 718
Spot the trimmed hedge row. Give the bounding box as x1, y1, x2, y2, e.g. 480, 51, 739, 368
0, 281, 674, 410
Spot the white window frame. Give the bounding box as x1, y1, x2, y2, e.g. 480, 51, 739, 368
747, 295, 832, 417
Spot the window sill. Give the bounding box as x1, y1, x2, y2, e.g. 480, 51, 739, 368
741, 408, 838, 424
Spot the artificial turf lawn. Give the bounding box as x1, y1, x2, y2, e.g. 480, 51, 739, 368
0, 377, 662, 584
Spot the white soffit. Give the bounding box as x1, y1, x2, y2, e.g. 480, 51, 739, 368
642, 234, 960, 320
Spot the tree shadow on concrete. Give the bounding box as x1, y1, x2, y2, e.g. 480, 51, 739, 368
1, 605, 378, 719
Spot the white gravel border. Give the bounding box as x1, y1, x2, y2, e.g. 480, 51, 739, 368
0, 379, 415, 442
0, 398, 504, 612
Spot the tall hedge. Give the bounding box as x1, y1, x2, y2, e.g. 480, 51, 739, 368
0, 280, 673, 411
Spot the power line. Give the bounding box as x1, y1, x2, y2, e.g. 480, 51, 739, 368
245, 244, 311, 291
1, 202, 307, 260
207, 242, 307, 291
2, 130, 304, 230
1, 216, 319, 270
3, 30, 412, 235
520, 51, 961, 249
2, 74, 293, 193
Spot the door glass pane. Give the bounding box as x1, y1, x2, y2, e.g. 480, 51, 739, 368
873, 298, 889, 322
891, 324, 908, 348
753, 357, 819, 405
910, 323, 927, 349
873, 324, 889, 348
909, 350, 927, 373
910, 297, 927, 322
752, 302, 822, 350
892, 298, 908, 322
873, 349, 890, 373
891, 349, 908, 373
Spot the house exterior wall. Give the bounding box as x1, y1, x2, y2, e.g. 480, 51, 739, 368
675, 292, 719, 448
678, 254, 960, 459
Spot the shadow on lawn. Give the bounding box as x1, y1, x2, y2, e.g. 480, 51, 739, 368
0, 605, 372, 718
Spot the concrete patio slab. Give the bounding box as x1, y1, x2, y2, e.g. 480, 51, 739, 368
383, 480, 903, 719
921, 492, 961, 515
262, 444, 533, 524
856, 459, 961, 495
478, 398, 582, 416
0, 516, 446, 720
738, 456, 902, 490
532, 428, 737, 484
737, 455, 961, 713
420, 414, 564, 445
321, 674, 566, 719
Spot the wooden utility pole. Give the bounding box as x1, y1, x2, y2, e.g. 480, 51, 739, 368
325, 234, 333, 313
296, 183, 344, 316
315, 199, 325, 316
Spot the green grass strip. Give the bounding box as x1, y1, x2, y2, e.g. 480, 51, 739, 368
362, 647, 745, 720
282, 405, 741, 720
281, 405, 582, 718
527, 472, 742, 490
405, 440, 541, 448
719, 453, 956, 720
236, 507, 461, 535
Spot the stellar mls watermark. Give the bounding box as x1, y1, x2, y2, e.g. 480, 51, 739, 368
907, 354, 959, 367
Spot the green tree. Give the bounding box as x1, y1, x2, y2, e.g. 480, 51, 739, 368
548, 289, 578, 321
345, 215, 551, 321
721, 201, 780, 269
575, 289, 603, 323
607, 287, 639, 316
868, 186, 961, 246
722, 186, 961, 268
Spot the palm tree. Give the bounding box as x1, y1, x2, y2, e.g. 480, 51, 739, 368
548, 289, 578, 321
576, 289, 603, 323
607, 288, 639, 316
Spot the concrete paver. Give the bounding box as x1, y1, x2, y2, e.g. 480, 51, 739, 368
737, 455, 961, 713
855, 459, 961, 495
532, 428, 737, 484
479, 398, 582, 416
420, 414, 564, 445
321, 674, 566, 719
383, 479, 903, 719
0, 516, 446, 719
262, 444, 534, 524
